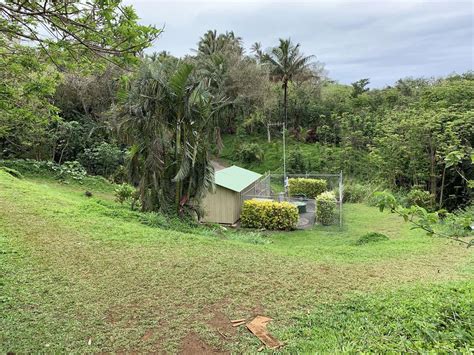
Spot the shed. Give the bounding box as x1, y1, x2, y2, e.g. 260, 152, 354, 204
202, 165, 262, 224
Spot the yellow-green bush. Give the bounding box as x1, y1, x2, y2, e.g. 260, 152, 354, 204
289, 178, 327, 198
241, 200, 298, 230
316, 191, 337, 226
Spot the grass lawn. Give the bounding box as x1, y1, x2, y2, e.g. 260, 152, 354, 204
1, 170, 473, 352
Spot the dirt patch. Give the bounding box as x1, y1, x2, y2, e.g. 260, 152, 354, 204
180, 332, 227, 354
142, 329, 154, 341
209, 310, 236, 337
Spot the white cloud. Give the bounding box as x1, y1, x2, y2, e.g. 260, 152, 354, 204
124, 0, 474, 87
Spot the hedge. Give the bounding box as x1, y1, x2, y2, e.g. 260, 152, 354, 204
241, 200, 298, 230
289, 178, 327, 198
316, 191, 337, 226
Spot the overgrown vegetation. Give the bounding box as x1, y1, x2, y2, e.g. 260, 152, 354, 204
237, 142, 265, 163
374, 191, 473, 247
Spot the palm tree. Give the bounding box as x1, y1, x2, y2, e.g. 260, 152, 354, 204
250, 42, 263, 61
196, 30, 243, 56
262, 38, 313, 127
116, 56, 226, 214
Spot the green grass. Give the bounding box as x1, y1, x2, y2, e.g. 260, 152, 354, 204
1, 170, 472, 352
280, 282, 474, 352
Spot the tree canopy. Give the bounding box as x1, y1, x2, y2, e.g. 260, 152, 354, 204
0, 0, 160, 67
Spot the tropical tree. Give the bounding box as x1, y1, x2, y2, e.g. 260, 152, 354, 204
351, 78, 370, 97
261, 38, 313, 127
250, 42, 264, 60
116, 57, 226, 214
193, 30, 272, 135
195, 30, 242, 57
0, 44, 60, 159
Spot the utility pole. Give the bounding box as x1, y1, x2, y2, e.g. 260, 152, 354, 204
267, 122, 287, 194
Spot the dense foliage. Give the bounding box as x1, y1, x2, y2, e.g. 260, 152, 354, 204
115, 57, 229, 213
0, 5, 471, 213
237, 142, 264, 163
0, 0, 160, 67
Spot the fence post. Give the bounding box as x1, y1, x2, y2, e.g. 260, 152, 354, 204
315, 196, 318, 225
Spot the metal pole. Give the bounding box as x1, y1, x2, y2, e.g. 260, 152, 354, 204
283, 122, 287, 196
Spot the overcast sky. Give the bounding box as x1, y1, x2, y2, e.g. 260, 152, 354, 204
125, 0, 474, 87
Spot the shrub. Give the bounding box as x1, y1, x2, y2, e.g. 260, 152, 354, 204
78, 142, 124, 177
114, 183, 135, 204
53, 161, 87, 181
340, 181, 375, 203
288, 149, 307, 173
289, 178, 327, 198
237, 143, 264, 163
316, 191, 337, 225
109, 164, 127, 183
406, 189, 434, 210
0, 160, 115, 190
356, 232, 389, 245
241, 200, 298, 230
139, 211, 171, 228
0, 159, 86, 180
0, 167, 23, 179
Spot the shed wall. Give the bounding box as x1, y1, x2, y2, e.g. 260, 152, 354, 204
202, 186, 240, 224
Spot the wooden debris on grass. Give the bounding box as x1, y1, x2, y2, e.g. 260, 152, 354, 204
246, 316, 282, 349
217, 330, 228, 339
231, 318, 247, 327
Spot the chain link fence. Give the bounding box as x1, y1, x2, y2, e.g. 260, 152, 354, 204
240, 172, 343, 228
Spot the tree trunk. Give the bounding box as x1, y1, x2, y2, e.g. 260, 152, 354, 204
439, 164, 446, 209
267, 124, 271, 143
175, 118, 182, 213
186, 139, 199, 199
429, 135, 437, 197
58, 142, 68, 165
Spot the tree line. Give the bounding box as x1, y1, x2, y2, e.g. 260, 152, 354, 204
1, 1, 472, 213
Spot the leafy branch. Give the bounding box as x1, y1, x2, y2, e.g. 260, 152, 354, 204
373, 191, 473, 248
0, 0, 161, 66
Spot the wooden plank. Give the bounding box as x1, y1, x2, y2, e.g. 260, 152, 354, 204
246, 316, 282, 349
232, 321, 246, 327
231, 318, 246, 323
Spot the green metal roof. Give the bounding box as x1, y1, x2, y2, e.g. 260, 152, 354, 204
215, 165, 262, 193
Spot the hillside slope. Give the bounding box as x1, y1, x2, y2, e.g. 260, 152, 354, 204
0, 171, 472, 352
